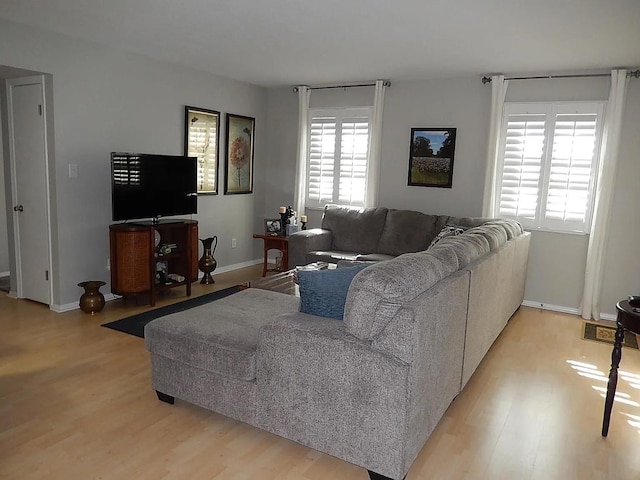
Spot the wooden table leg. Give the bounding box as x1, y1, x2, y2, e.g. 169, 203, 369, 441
602, 322, 625, 437
262, 246, 268, 277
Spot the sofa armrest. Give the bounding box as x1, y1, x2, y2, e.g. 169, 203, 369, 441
288, 228, 333, 267
255, 312, 411, 479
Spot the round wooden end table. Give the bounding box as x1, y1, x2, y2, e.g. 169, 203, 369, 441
601, 299, 640, 437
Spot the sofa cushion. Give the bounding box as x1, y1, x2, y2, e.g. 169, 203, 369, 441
376, 209, 446, 256
424, 244, 460, 271
322, 204, 388, 253
344, 252, 458, 340
298, 263, 371, 320
144, 289, 299, 381
482, 219, 523, 240
444, 216, 496, 228
464, 224, 508, 250
433, 233, 491, 268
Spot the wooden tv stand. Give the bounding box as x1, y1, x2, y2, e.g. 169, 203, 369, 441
109, 220, 198, 306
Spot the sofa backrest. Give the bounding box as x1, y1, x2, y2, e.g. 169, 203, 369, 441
343, 249, 460, 341
376, 209, 447, 256
321, 204, 388, 253
344, 224, 506, 343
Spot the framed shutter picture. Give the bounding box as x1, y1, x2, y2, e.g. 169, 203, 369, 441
184, 106, 220, 194
408, 128, 456, 188
224, 113, 255, 195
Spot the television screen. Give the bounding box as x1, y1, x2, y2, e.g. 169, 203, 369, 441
111, 152, 197, 222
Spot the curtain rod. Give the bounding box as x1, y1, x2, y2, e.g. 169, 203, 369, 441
482, 70, 640, 84
293, 80, 391, 92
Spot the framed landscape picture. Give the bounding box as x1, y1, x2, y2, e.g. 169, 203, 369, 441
224, 113, 255, 194
408, 127, 457, 188
184, 106, 220, 194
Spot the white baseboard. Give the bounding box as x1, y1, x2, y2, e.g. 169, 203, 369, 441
522, 300, 580, 316
0, 271, 9, 278
51, 293, 120, 313
50, 258, 264, 313
211, 258, 263, 274
521, 300, 616, 323
598, 312, 617, 322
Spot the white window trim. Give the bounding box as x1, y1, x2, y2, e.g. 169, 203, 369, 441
494, 101, 605, 234
306, 106, 372, 209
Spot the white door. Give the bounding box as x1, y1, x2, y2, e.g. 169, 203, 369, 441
7, 76, 52, 305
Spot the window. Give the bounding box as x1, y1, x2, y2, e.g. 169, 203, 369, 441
306, 107, 372, 208
494, 101, 605, 233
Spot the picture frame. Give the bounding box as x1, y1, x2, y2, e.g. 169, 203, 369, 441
408, 127, 457, 188
224, 113, 255, 194
184, 106, 220, 194
264, 218, 281, 235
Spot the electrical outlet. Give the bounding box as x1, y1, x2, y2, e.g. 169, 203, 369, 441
231, 238, 237, 248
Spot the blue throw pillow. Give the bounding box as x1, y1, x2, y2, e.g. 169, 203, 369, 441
297, 264, 370, 320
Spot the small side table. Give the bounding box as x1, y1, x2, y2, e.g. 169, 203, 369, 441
253, 234, 289, 277
601, 299, 640, 437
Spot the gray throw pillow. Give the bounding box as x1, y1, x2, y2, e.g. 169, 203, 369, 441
428, 224, 469, 249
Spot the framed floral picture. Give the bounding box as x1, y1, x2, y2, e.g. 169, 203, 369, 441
224, 113, 255, 194
408, 127, 457, 188
184, 106, 220, 194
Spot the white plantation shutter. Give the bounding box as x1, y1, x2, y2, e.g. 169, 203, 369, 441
307, 108, 371, 208
308, 116, 336, 205
495, 102, 604, 233
545, 112, 599, 231
498, 112, 546, 221
338, 117, 369, 204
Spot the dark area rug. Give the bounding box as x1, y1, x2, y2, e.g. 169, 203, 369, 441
583, 322, 639, 349
102, 285, 243, 338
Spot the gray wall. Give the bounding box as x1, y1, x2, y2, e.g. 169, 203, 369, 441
266, 75, 640, 318
264, 85, 379, 226
2, 16, 638, 316
0, 19, 268, 307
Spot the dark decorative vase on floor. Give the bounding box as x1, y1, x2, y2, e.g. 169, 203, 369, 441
199, 236, 218, 284
78, 280, 106, 314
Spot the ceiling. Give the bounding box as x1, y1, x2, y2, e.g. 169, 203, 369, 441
1, 0, 639, 88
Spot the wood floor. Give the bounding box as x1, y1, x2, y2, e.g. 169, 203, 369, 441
2, 266, 640, 479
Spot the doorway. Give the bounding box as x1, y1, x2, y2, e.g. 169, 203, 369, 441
1, 69, 54, 305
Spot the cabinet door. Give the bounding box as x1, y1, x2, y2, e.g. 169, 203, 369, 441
110, 228, 152, 294
189, 222, 199, 281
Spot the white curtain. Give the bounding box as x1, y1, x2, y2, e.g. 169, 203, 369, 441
365, 80, 388, 207
293, 86, 310, 218
581, 69, 630, 320
481, 75, 509, 216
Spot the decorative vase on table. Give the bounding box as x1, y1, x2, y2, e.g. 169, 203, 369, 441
78, 280, 106, 314
199, 236, 218, 284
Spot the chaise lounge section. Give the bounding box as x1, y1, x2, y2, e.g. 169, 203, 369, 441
145, 205, 530, 480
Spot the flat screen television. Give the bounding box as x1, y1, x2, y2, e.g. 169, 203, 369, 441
111, 152, 197, 222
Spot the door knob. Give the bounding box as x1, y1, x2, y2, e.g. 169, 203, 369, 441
13, 205, 23, 212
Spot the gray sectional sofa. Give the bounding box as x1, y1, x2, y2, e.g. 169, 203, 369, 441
144, 205, 530, 480
289, 203, 497, 266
